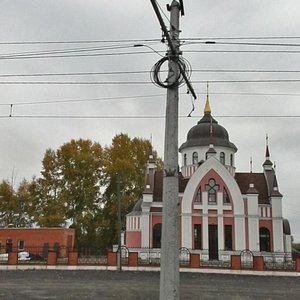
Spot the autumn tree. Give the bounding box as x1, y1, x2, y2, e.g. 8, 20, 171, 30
0, 135, 162, 252
0, 179, 34, 227
30, 139, 104, 250
100, 133, 162, 249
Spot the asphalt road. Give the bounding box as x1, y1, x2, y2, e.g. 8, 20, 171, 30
0, 270, 299, 299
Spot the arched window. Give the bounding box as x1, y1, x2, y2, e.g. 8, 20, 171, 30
194, 224, 202, 249
153, 223, 162, 248
205, 178, 219, 204
230, 154, 234, 166
223, 188, 230, 204
192, 152, 198, 165
220, 152, 225, 165
195, 187, 202, 203
259, 227, 271, 252
183, 153, 187, 166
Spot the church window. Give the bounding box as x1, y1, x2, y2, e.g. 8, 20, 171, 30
195, 187, 202, 203
206, 178, 219, 204
230, 154, 234, 166
6, 239, 12, 253
223, 188, 230, 204
220, 152, 225, 165
194, 224, 202, 249
153, 223, 162, 248
192, 152, 198, 164
224, 225, 233, 250
259, 227, 271, 252
18, 240, 25, 251
184, 154, 187, 166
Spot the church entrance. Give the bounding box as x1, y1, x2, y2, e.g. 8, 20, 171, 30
208, 225, 218, 260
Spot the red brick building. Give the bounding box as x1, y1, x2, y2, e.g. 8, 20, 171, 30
0, 228, 75, 258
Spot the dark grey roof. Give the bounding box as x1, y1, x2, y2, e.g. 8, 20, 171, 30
179, 112, 237, 152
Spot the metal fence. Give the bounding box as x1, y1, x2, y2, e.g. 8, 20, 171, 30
240, 249, 254, 269
263, 252, 296, 271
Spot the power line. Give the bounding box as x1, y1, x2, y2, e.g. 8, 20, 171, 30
1, 48, 300, 61
0, 36, 299, 45
0, 69, 300, 78
0, 50, 158, 60
183, 36, 300, 41
184, 41, 300, 47
1, 114, 300, 120
185, 49, 300, 54
0, 70, 150, 78
0, 39, 160, 45
0, 44, 160, 60
0, 79, 300, 85
1, 91, 300, 107
0, 94, 166, 106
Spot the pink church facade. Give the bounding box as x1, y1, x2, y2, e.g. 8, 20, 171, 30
125, 99, 292, 263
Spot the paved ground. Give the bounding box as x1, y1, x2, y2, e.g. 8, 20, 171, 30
0, 270, 299, 299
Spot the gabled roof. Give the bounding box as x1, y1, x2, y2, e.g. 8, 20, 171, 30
153, 171, 188, 202
150, 170, 273, 204
235, 173, 269, 204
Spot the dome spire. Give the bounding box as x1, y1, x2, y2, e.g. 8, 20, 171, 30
204, 82, 211, 114
263, 134, 273, 170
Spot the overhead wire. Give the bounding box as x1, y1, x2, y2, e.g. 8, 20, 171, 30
0, 94, 166, 106
0, 43, 161, 60
0, 69, 300, 78
0, 38, 161, 45
1, 114, 300, 120
2, 45, 300, 61
183, 41, 300, 47
0, 79, 300, 85
1, 91, 300, 108
0, 36, 299, 45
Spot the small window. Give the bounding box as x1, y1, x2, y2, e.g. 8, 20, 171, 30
220, 152, 225, 165
153, 223, 162, 248
260, 227, 271, 252
195, 187, 202, 203
18, 240, 25, 251
6, 239, 13, 253
194, 224, 202, 249
192, 152, 198, 165
230, 154, 234, 166
224, 225, 233, 250
223, 188, 230, 204
183, 154, 187, 166
205, 178, 219, 204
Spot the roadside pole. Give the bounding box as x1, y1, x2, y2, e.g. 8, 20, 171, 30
150, 1, 196, 298
159, 2, 180, 299
117, 174, 122, 272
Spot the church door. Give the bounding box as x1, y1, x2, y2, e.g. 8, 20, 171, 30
208, 225, 218, 260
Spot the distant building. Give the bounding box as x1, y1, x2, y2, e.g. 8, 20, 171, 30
125, 97, 292, 262
0, 227, 75, 258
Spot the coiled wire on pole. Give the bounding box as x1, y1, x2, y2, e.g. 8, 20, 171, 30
150, 55, 192, 89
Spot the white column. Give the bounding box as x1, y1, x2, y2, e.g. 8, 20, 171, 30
247, 194, 259, 252
272, 218, 284, 252
202, 192, 208, 250
271, 197, 284, 252
181, 215, 192, 248
217, 192, 224, 253
234, 216, 246, 251
141, 214, 150, 247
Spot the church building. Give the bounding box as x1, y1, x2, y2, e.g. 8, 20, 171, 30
125, 97, 292, 263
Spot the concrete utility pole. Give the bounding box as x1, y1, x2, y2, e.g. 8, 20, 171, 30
160, 2, 180, 299
150, 1, 196, 298
116, 174, 122, 272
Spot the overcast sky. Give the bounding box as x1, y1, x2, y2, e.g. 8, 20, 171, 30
0, 0, 299, 241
